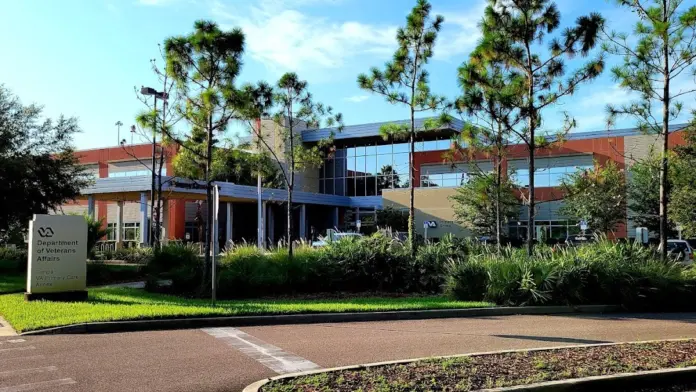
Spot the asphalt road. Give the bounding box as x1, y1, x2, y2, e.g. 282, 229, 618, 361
2, 312, 696, 392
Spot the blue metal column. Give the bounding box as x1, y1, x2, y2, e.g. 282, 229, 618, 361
140, 192, 149, 245
299, 204, 307, 240
87, 195, 95, 219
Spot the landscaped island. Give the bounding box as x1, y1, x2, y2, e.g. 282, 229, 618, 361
260, 340, 696, 391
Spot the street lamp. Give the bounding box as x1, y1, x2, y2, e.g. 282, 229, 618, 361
140, 86, 168, 247
115, 121, 123, 146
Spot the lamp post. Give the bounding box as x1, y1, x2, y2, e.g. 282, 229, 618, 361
115, 121, 123, 146
139, 86, 168, 246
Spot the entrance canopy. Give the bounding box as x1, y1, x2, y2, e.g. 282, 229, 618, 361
79, 175, 382, 208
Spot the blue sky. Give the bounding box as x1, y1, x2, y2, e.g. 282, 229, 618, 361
2, 0, 695, 149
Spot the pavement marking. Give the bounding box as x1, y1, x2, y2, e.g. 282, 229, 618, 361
0, 356, 44, 364
0, 346, 35, 354
0, 366, 58, 377
202, 327, 320, 374
0, 339, 26, 345
0, 378, 76, 392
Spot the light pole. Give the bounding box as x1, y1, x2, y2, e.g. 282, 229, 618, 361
115, 121, 123, 146
140, 86, 168, 247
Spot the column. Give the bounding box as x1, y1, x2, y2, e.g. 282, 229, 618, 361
226, 202, 233, 246
267, 203, 275, 244
87, 195, 95, 219
140, 192, 149, 246
259, 201, 267, 249
333, 207, 339, 228
299, 204, 307, 240
115, 201, 124, 249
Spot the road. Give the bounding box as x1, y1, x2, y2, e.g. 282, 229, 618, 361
2, 313, 696, 392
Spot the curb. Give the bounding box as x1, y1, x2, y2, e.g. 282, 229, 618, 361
242, 338, 696, 392
19, 304, 618, 336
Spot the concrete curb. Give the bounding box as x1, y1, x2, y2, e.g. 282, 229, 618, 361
19, 304, 618, 336
242, 338, 696, 392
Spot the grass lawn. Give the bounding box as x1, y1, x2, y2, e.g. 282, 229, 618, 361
0, 274, 25, 294
262, 340, 696, 391
0, 288, 493, 333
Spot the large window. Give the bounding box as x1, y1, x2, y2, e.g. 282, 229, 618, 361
511, 165, 592, 187
105, 222, 140, 241
320, 138, 452, 196
508, 220, 581, 241
420, 173, 469, 188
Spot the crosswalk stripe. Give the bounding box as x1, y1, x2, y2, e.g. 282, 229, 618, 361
0, 378, 76, 392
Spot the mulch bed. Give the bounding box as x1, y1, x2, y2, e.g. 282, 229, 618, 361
261, 340, 696, 391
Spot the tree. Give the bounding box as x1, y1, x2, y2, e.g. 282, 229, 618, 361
449, 173, 520, 238
604, 0, 696, 258
163, 20, 247, 281
0, 85, 91, 244
452, 41, 523, 249
627, 150, 662, 234
173, 145, 283, 189
476, 0, 605, 255
126, 55, 182, 249
376, 206, 409, 232
669, 125, 696, 237
559, 161, 627, 235
357, 0, 449, 255
248, 73, 343, 259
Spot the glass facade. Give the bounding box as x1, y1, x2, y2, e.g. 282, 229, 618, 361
105, 222, 140, 241
511, 165, 593, 187
509, 220, 581, 240
319, 139, 452, 196
420, 172, 469, 188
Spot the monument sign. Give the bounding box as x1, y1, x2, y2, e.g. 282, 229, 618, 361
26, 214, 88, 301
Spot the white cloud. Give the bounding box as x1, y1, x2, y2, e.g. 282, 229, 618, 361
211, 0, 397, 74
345, 95, 369, 103
434, 1, 487, 61
137, 0, 177, 5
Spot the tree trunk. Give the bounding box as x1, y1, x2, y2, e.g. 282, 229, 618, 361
287, 102, 294, 260
526, 86, 536, 256
202, 119, 213, 292
408, 107, 416, 257
496, 157, 502, 252
150, 99, 157, 248
659, 2, 670, 260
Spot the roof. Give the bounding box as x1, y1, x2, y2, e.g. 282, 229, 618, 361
80, 176, 383, 208
563, 123, 688, 141
301, 116, 466, 142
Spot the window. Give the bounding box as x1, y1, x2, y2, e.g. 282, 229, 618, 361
511, 164, 593, 187
105, 222, 140, 241
420, 172, 468, 188
108, 170, 151, 178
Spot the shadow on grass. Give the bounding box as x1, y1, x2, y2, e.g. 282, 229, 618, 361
491, 334, 611, 345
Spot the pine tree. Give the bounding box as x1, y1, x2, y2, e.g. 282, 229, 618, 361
247, 73, 343, 258
164, 20, 247, 283
452, 44, 523, 249
476, 0, 605, 255
604, 0, 696, 258
357, 0, 448, 255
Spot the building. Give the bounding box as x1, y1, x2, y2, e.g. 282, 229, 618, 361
60, 117, 689, 247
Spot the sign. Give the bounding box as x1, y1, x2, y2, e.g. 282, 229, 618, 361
424, 221, 438, 229
27, 214, 87, 294
580, 220, 588, 231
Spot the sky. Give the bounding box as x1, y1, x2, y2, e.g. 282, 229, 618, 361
2, 0, 696, 150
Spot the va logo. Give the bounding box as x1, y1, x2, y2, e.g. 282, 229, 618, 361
37, 227, 55, 238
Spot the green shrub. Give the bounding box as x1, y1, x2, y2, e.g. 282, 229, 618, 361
446, 238, 696, 311
147, 243, 202, 295
0, 247, 27, 273
86, 263, 144, 286
444, 258, 488, 301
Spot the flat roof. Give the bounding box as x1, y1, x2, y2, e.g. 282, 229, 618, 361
301, 116, 466, 142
